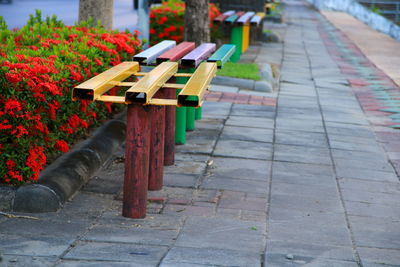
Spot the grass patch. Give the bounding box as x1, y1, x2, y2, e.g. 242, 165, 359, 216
217, 62, 261, 81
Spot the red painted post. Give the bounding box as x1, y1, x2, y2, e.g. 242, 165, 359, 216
148, 89, 166, 191
164, 87, 176, 166
123, 104, 151, 219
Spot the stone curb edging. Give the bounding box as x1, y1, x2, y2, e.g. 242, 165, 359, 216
211, 63, 277, 92
11, 117, 127, 213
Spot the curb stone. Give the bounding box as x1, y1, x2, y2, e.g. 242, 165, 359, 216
3, 115, 127, 213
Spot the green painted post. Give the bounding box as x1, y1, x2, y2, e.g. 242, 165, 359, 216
185, 68, 196, 130
230, 26, 243, 62
195, 107, 202, 120
175, 73, 187, 145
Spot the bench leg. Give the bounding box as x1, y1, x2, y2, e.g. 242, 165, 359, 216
164, 88, 176, 166
148, 91, 166, 191
123, 104, 151, 219
195, 107, 202, 120
230, 26, 243, 62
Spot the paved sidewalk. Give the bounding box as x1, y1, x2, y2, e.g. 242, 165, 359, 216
1, 0, 400, 266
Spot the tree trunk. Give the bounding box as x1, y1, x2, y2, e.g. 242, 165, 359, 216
184, 0, 210, 45
79, 0, 114, 30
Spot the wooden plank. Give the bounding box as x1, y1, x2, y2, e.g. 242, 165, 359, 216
156, 42, 196, 64
207, 44, 236, 68
250, 12, 266, 25
214, 10, 235, 23
224, 14, 239, 24
133, 40, 176, 65
237, 11, 255, 25
72, 62, 139, 101
177, 62, 217, 107
181, 43, 216, 68
125, 62, 178, 104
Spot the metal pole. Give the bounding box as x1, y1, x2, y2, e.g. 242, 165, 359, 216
137, 0, 150, 49
123, 104, 151, 218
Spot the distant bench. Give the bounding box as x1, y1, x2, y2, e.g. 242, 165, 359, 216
214, 10, 266, 62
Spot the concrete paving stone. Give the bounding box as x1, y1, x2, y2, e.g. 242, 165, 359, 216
175, 216, 265, 253
220, 125, 274, 143
83, 224, 179, 246
362, 263, 400, 267
209, 84, 239, 93
339, 178, 400, 194
63, 241, 168, 264
213, 139, 273, 160
271, 182, 340, 199
225, 115, 275, 129
207, 157, 271, 181
173, 153, 210, 162
160, 246, 261, 267
270, 193, 344, 215
328, 134, 379, 146
241, 210, 267, 222
163, 173, 199, 188
230, 109, 275, 118
96, 213, 185, 232
162, 204, 215, 217
345, 201, 400, 219
314, 77, 349, 85
265, 254, 358, 267
201, 176, 268, 195
275, 118, 325, 133
335, 167, 399, 182
266, 240, 355, 262
159, 263, 216, 267
0, 233, 71, 257
277, 106, 321, 114
274, 144, 332, 165
194, 118, 225, 131
278, 99, 319, 110
272, 172, 336, 188
275, 129, 328, 148
215, 207, 241, 220
358, 247, 400, 266
325, 124, 376, 139
0, 255, 58, 267
57, 260, 154, 267
237, 89, 275, 97
348, 215, 400, 233
202, 102, 232, 118
333, 158, 395, 173
341, 188, 400, 207
277, 111, 323, 121
352, 227, 400, 250
0, 218, 87, 238
175, 129, 219, 155
324, 116, 370, 127
219, 195, 267, 212
329, 140, 385, 153
269, 213, 352, 247
232, 103, 276, 112
164, 160, 206, 175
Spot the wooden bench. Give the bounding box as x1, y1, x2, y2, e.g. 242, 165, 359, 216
73, 41, 235, 219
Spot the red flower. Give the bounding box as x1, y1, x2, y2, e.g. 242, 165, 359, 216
26, 145, 46, 181
54, 140, 69, 152
11, 125, 28, 138
158, 16, 168, 24
4, 99, 22, 116
149, 28, 156, 34
94, 58, 103, 66
5, 72, 22, 83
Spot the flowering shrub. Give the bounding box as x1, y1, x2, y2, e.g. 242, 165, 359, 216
0, 11, 141, 184
149, 1, 221, 45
